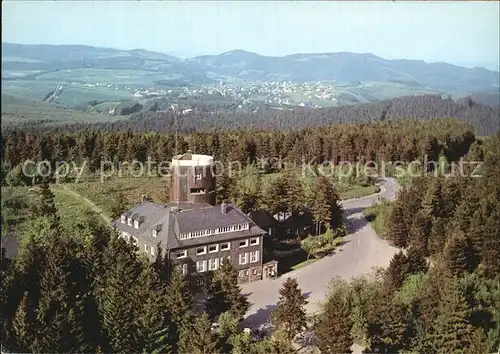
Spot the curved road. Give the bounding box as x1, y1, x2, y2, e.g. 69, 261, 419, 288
241, 177, 400, 328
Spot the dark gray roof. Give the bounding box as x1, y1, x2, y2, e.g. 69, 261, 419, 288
112, 202, 265, 250
248, 209, 278, 229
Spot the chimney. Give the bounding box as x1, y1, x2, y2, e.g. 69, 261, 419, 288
221, 202, 227, 214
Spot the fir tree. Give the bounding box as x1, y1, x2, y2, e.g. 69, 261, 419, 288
205, 258, 249, 321
385, 251, 409, 289
11, 293, 34, 353
387, 202, 409, 248
430, 279, 475, 353
110, 191, 128, 220
442, 232, 475, 277
178, 312, 220, 354
271, 277, 308, 345
428, 217, 447, 256
136, 266, 173, 354
165, 264, 194, 349
406, 246, 428, 274
30, 181, 59, 229
314, 285, 353, 353
99, 236, 141, 353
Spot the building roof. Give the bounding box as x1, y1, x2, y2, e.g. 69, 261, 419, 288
248, 209, 278, 229
112, 202, 265, 250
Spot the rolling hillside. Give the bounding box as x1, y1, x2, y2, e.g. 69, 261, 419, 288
3, 43, 499, 94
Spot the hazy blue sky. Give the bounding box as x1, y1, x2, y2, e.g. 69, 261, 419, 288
2, 1, 499, 70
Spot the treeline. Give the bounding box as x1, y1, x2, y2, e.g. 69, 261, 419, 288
314, 134, 500, 353
5, 95, 498, 136
1, 118, 475, 175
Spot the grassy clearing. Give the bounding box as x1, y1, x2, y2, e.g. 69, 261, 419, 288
363, 201, 393, 239
1, 185, 103, 237
66, 176, 169, 218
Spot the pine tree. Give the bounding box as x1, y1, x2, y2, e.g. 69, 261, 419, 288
178, 312, 220, 354
442, 232, 475, 277
11, 293, 35, 353
428, 217, 447, 256
33, 234, 87, 353
271, 277, 308, 345
98, 236, 141, 353
205, 258, 249, 321
385, 251, 409, 289
136, 266, 173, 354
30, 181, 59, 229
409, 210, 431, 256
387, 202, 409, 248
165, 264, 194, 348
406, 246, 428, 274
430, 279, 475, 353
110, 191, 128, 220
314, 285, 353, 353
421, 178, 444, 220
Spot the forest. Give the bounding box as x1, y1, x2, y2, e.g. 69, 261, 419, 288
1, 118, 476, 180
1, 133, 499, 353
3, 94, 498, 137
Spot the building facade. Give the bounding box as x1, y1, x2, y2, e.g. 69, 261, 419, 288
112, 153, 269, 284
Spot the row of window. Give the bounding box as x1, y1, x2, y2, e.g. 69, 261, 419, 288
121, 216, 142, 229
195, 256, 230, 273
239, 250, 259, 265
192, 250, 259, 273
175, 237, 259, 259
178, 223, 250, 240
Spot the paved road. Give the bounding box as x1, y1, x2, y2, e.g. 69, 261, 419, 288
241, 177, 400, 328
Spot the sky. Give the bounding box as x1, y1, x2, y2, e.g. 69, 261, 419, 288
2, 1, 499, 70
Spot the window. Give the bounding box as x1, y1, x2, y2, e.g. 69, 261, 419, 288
120, 215, 126, 223
190, 188, 205, 194
208, 244, 218, 253
182, 263, 188, 276
250, 237, 259, 246
250, 250, 259, 263
208, 258, 219, 271
244, 270, 249, 276
239, 270, 245, 277
131, 236, 138, 246
134, 220, 139, 229
152, 229, 158, 238
196, 246, 207, 255
196, 260, 207, 273
176, 250, 187, 259
220, 256, 231, 265
252, 268, 258, 275
144, 244, 150, 253
239, 240, 249, 248
127, 218, 133, 226
220, 242, 230, 251
150, 246, 155, 257
239, 253, 248, 265
195, 173, 202, 180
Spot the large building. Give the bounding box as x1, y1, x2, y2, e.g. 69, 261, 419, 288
112, 152, 277, 283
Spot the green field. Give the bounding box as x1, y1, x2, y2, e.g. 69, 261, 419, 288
1, 93, 126, 125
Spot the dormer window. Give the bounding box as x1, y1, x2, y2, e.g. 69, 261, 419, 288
120, 215, 126, 223
134, 220, 139, 229
152, 229, 158, 238
127, 218, 132, 226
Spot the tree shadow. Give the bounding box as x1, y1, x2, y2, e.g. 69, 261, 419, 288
243, 291, 312, 330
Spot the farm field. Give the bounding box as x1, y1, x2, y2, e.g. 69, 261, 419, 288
1, 93, 126, 125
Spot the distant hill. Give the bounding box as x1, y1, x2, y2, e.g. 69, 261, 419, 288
2, 43, 499, 96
